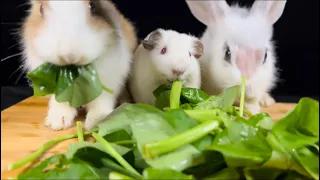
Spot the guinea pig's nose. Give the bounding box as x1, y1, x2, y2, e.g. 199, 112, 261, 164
172, 69, 184, 76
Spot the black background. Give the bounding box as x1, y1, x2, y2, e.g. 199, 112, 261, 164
1, 0, 319, 101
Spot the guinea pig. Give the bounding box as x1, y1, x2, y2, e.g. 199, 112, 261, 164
129, 28, 204, 105
185, 1, 287, 114
20, 0, 137, 130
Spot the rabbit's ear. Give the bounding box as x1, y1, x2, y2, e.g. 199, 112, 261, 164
250, 0, 287, 24
185, 1, 230, 26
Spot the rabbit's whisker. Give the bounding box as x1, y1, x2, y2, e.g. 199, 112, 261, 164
1, 52, 23, 62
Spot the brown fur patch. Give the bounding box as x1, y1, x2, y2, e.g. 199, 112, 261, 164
192, 40, 204, 59
22, 1, 49, 60
120, 17, 138, 52
141, 30, 162, 50
86, 0, 137, 52
86, 0, 112, 31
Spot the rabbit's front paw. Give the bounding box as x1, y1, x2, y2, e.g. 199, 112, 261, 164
259, 93, 276, 107
84, 92, 115, 130
44, 102, 77, 131
245, 101, 261, 115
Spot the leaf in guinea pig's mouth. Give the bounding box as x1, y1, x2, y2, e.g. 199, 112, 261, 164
27, 63, 114, 107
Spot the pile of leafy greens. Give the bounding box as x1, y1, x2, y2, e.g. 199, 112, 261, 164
27, 63, 113, 107
9, 77, 319, 180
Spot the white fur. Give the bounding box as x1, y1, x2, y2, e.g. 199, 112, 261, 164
185, 1, 287, 114
129, 29, 202, 105
22, 1, 132, 130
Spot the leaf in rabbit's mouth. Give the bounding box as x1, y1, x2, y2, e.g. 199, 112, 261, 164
27, 63, 114, 107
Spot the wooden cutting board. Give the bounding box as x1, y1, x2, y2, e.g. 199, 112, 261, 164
1, 96, 297, 179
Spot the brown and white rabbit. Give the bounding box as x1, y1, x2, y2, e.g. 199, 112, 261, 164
20, 0, 137, 130
185, 0, 287, 114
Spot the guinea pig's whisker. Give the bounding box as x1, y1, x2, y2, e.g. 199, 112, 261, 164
154, 72, 164, 78
185, 74, 192, 82
1, 52, 23, 62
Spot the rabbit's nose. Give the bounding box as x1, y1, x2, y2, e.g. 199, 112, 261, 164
58, 54, 85, 65
172, 69, 184, 76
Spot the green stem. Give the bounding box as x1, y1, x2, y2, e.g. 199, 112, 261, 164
234, 106, 252, 117
184, 109, 217, 123
114, 140, 136, 145
102, 84, 114, 94
8, 128, 98, 171
91, 132, 141, 177
239, 76, 246, 117
143, 119, 220, 159
109, 172, 134, 180
170, 80, 183, 109
76, 121, 84, 142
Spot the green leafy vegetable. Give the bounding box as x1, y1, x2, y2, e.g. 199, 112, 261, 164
165, 109, 214, 151
271, 97, 319, 149
18, 154, 109, 179
27, 63, 113, 107
142, 168, 195, 179
26, 63, 59, 96
180, 88, 209, 104
109, 171, 134, 180
91, 132, 141, 177
207, 118, 273, 167
10, 76, 319, 180
203, 168, 241, 180
243, 167, 284, 180
155, 90, 171, 110
153, 84, 171, 98
153, 83, 209, 110
194, 85, 240, 110
65, 141, 131, 160
128, 105, 204, 171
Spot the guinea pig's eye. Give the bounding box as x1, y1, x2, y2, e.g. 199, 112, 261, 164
224, 45, 231, 63
89, 1, 96, 15
263, 52, 267, 64
161, 47, 167, 55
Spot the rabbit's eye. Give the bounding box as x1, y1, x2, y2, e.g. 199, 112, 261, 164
89, 1, 96, 15
263, 52, 267, 64
40, 4, 44, 16
224, 45, 231, 63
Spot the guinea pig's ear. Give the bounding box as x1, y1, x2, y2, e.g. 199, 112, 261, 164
142, 30, 162, 51
192, 40, 204, 59
250, 0, 287, 24
185, 0, 230, 26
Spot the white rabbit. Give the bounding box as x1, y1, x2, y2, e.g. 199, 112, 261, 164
129, 29, 204, 105
185, 0, 287, 114
20, 0, 137, 130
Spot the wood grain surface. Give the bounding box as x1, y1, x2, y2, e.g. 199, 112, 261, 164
1, 96, 297, 179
